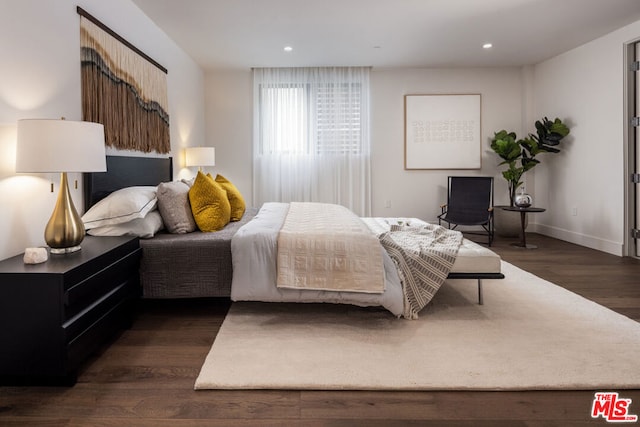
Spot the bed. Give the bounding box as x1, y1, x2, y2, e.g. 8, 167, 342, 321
84, 155, 504, 318
84, 155, 258, 298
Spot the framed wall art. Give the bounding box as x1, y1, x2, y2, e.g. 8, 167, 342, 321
404, 94, 481, 170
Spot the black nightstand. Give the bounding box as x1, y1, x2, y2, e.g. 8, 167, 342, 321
0, 235, 141, 385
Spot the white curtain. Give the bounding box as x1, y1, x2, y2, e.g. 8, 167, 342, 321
253, 67, 371, 216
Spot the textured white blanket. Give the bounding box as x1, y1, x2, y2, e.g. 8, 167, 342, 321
276, 202, 385, 293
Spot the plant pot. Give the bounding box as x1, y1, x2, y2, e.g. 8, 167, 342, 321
494, 205, 528, 238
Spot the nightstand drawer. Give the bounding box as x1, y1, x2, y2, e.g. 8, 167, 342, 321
66, 294, 135, 375
63, 278, 136, 344
64, 249, 141, 320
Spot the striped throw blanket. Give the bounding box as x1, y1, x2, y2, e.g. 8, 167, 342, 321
364, 219, 462, 319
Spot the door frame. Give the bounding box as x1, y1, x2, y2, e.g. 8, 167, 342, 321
624, 38, 640, 258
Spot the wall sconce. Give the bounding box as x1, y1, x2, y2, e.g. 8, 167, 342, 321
15, 119, 106, 254
185, 146, 215, 172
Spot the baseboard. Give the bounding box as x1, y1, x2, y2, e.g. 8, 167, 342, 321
530, 223, 623, 256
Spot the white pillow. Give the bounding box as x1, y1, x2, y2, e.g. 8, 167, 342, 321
82, 186, 157, 230
87, 211, 164, 238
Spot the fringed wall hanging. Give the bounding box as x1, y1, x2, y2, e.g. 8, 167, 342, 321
78, 7, 170, 154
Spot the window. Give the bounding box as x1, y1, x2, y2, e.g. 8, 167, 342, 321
315, 82, 362, 155
253, 67, 371, 215
258, 84, 308, 154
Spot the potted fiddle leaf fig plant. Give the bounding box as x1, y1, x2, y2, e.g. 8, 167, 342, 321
491, 117, 570, 207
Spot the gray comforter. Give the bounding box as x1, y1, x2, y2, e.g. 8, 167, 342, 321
140, 207, 258, 298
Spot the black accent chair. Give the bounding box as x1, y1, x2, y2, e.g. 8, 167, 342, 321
438, 176, 494, 246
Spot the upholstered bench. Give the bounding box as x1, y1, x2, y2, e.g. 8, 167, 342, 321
363, 217, 505, 306
448, 238, 504, 305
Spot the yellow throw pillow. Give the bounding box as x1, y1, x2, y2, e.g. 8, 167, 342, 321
188, 171, 231, 232
214, 174, 246, 221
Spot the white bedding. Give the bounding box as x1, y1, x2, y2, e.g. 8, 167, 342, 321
231, 203, 405, 316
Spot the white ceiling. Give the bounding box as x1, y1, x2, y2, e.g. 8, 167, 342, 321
131, 0, 640, 70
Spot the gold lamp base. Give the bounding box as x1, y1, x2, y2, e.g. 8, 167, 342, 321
50, 245, 82, 255
45, 172, 86, 254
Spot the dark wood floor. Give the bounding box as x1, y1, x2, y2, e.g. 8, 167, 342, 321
2, 233, 640, 426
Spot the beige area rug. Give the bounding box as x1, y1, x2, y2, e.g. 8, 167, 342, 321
195, 262, 640, 390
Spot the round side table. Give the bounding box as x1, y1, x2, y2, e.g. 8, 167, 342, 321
500, 206, 546, 249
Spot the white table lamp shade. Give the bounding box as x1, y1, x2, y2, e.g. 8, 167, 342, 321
185, 147, 215, 168
16, 119, 107, 173
15, 118, 106, 254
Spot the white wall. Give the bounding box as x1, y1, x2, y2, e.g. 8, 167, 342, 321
0, 0, 206, 260
370, 68, 523, 220
205, 67, 524, 222
532, 19, 640, 256
204, 70, 253, 199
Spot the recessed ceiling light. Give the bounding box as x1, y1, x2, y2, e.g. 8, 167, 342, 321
483, 43, 493, 49
284, 46, 293, 52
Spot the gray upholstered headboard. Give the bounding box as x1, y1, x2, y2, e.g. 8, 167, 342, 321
83, 155, 173, 211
